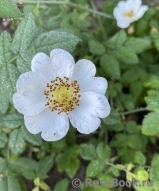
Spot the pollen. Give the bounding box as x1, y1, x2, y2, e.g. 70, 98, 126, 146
124, 10, 134, 18
44, 76, 81, 115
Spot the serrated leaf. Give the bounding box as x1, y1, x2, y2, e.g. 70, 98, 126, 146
9, 128, 26, 154
114, 47, 139, 64
89, 39, 105, 56
0, 31, 19, 114
80, 144, 96, 160
54, 178, 69, 191
96, 143, 111, 160
9, 157, 37, 179
36, 156, 54, 179
135, 152, 146, 165
22, 125, 42, 146
86, 159, 105, 178
0, 113, 23, 129
144, 75, 159, 88
125, 37, 151, 54
12, 13, 37, 54
107, 30, 127, 49
145, 92, 159, 111
0, 131, 7, 148
34, 31, 79, 54
0, 64, 19, 114
0, 31, 12, 64
0, 0, 22, 19
102, 109, 121, 125
126, 121, 137, 133
16, 50, 34, 73
130, 81, 143, 101
0, 175, 21, 191
100, 54, 120, 79
142, 112, 159, 136
0, 157, 7, 172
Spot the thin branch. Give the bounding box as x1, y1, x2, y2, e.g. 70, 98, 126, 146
14, 0, 113, 19
120, 108, 152, 115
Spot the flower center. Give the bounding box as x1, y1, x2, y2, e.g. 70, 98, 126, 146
124, 10, 134, 18
44, 76, 81, 114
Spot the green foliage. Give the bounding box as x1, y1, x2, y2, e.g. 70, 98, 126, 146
12, 13, 37, 54
54, 178, 69, 191
80, 144, 96, 160
0, 0, 22, 19
34, 31, 80, 54
0, 1, 159, 191
142, 112, 159, 136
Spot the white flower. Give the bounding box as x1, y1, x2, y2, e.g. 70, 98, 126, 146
113, 0, 148, 28
13, 49, 110, 141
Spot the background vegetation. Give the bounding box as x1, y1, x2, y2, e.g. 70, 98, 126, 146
0, 0, 159, 191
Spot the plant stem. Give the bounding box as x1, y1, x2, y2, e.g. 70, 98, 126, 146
14, 0, 113, 19
120, 107, 152, 115
90, 0, 107, 41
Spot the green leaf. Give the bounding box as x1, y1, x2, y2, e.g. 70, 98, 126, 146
144, 75, 159, 88
0, 0, 22, 19
0, 63, 19, 114
9, 157, 37, 171
54, 178, 69, 191
125, 121, 137, 134
80, 144, 96, 160
36, 156, 54, 179
100, 55, 120, 79
34, 31, 79, 54
0, 31, 19, 114
0, 113, 23, 129
0, 31, 12, 64
22, 125, 42, 146
154, 39, 159, 51
96, 143, 111, 160
0, 131, 7, 148
135, 152, 146, 165
16, 50, 34, 73
145, 92, 159, 111
130, 81, 143, 101
12, 13, 37, 54
0, 157, 7, 172
56, 145, 80, 178
0, 175, 21, 191
102, 109, 121, 125
149, 155, 159, 185
142, 112, 159, 136
107, 30, 127, 49
88, 39, 105, 56
125, 37, 151, 54
9, 128, 26, 154
86, 159, 105, 178
114, 47, 139, 64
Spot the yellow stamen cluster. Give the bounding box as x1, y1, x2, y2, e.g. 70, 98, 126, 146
124, 10, 134, 18
44, 76, 81, 114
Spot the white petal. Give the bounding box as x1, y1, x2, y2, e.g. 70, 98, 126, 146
31, 52, 56, 81
126, 0, 141, 12
69, 92, 110, 134
117, 20, 131, 28
71, 59, 96, 85
79, 77, 108, 94
24, 109, 69, 141
70, 112, 101, 134
134, 5, 148, 21
50, 49, 75, 78
13, 72, 47, 116
113, 8, 131, 28
117, 1, 127, 10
